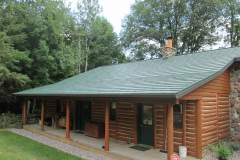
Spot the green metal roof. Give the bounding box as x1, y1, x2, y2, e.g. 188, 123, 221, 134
14, 47, 240, 99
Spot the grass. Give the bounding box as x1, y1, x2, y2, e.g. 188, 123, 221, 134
0, 131, 84, 160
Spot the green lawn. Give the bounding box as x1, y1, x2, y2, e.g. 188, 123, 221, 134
0, 131, 84, 160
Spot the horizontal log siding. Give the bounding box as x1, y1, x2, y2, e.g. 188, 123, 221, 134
109, 121, 116, 139
44, 100, 56, 118
202, 93, 218, 147
181, 69, 230, 100
156, 103, 166, 150
217, 94, 231, 140
91, 102, 136, 142
174, 129, 183, 153
185, 100, 196, 157
117, 102, 135, 143
91, 102, 105, 122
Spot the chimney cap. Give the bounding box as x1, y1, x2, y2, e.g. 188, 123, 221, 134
167, 36, 172, 40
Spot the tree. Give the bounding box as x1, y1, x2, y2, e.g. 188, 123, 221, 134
76, 0, 124, 72
10, 0, 79, 87
87, 17, 123, 70
0, 1, 30, 107
76, 0, 102, 72
120, 0, 222, 59
223, 0, 240, 46
180, 0, 222, 53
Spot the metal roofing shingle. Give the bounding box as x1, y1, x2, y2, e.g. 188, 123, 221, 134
13, 47, 240, 98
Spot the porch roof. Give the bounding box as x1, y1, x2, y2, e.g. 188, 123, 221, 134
14, 47, 240, 99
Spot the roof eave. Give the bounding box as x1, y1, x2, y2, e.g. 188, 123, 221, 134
13, 93, 177, 99
176, 57, 240, 99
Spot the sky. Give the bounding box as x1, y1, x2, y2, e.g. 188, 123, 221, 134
65, 0, 136, 35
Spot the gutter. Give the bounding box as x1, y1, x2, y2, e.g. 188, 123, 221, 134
176, 57, 240, 99
13, 93, 177, 99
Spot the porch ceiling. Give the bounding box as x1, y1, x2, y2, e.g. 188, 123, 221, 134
14, 47, 240, 99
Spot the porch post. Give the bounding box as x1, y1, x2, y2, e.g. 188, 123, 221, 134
105, 102, 110, 151
167, 103, 174, 160
23, 98, 27, 125
196, 100, 202, 159
41, 99, 44, 131
134, 103, 138, 144
154, 103, 157, 149
73, 100, 76, 131
66, 100, 70, 139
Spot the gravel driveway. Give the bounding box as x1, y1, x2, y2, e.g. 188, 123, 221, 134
9, 129, 114, 160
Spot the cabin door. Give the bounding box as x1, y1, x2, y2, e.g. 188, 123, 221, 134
76, 101, 91, 131
138, 104, 154, 146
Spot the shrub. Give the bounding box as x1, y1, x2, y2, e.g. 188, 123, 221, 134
0, 114, 21, 128
208, 142, 232, 160
229, 144, 240, 154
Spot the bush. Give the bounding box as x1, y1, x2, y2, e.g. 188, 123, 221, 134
229, 144, 240, 154
0, 114, 21, 129
208, 142, 232, 160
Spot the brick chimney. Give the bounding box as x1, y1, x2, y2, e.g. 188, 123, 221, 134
161, 37, 176, 59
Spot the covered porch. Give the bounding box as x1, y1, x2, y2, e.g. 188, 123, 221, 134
22, 98, 202, 160
23, 124, 197, 160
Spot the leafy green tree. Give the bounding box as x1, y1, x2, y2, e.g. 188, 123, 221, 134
222, 0, 240, 46
0, 1, 30, 105
76, 0, 102, 72
120, 0, 222, 59
87, 17, 124, 69
76, 0, 124, 72
12, 0, 78, 87
180, 0, 222, 53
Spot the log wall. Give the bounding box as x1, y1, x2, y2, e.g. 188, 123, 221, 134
155, 103, 166, 150
181, 69, 230, 100
201, 93, 230, 148
217, 94, 231, 140
180, 68, 230, 157
91, 102, 105, 122
116, 102, 136, 143
174, 129, 183, 153
44, 100, 56, 118
202, 93, 218, 147
185, 100, 197, 157
91, 101, 136, 143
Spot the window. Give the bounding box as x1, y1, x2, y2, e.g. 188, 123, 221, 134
143, 105, 153, 125
56, 100, 61, 113
110, 102, 116, 120
174, 103, 183, 129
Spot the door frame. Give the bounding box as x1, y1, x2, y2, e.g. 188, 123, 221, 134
75, 101, 91, 131
137, 103, 154, 146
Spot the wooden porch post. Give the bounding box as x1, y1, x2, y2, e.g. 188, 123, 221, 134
154, 103, 157, 149
105, 102, 110, 151
182, 100, 186, 146
134, 103, 138, 144
167, 103, 174, 160
66, 100, 70, 139
41, 99, 44, 131
23, 98, 27, 125
196, 100, 202, 159
73, 100, 76, 131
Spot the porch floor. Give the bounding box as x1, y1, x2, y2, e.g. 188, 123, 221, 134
24, 124, 198, 160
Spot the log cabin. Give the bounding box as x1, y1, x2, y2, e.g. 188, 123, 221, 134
14, 39, 240, 160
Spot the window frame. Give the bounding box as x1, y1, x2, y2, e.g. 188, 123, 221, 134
173, 103, 183, 129
110, 102, 116, 121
